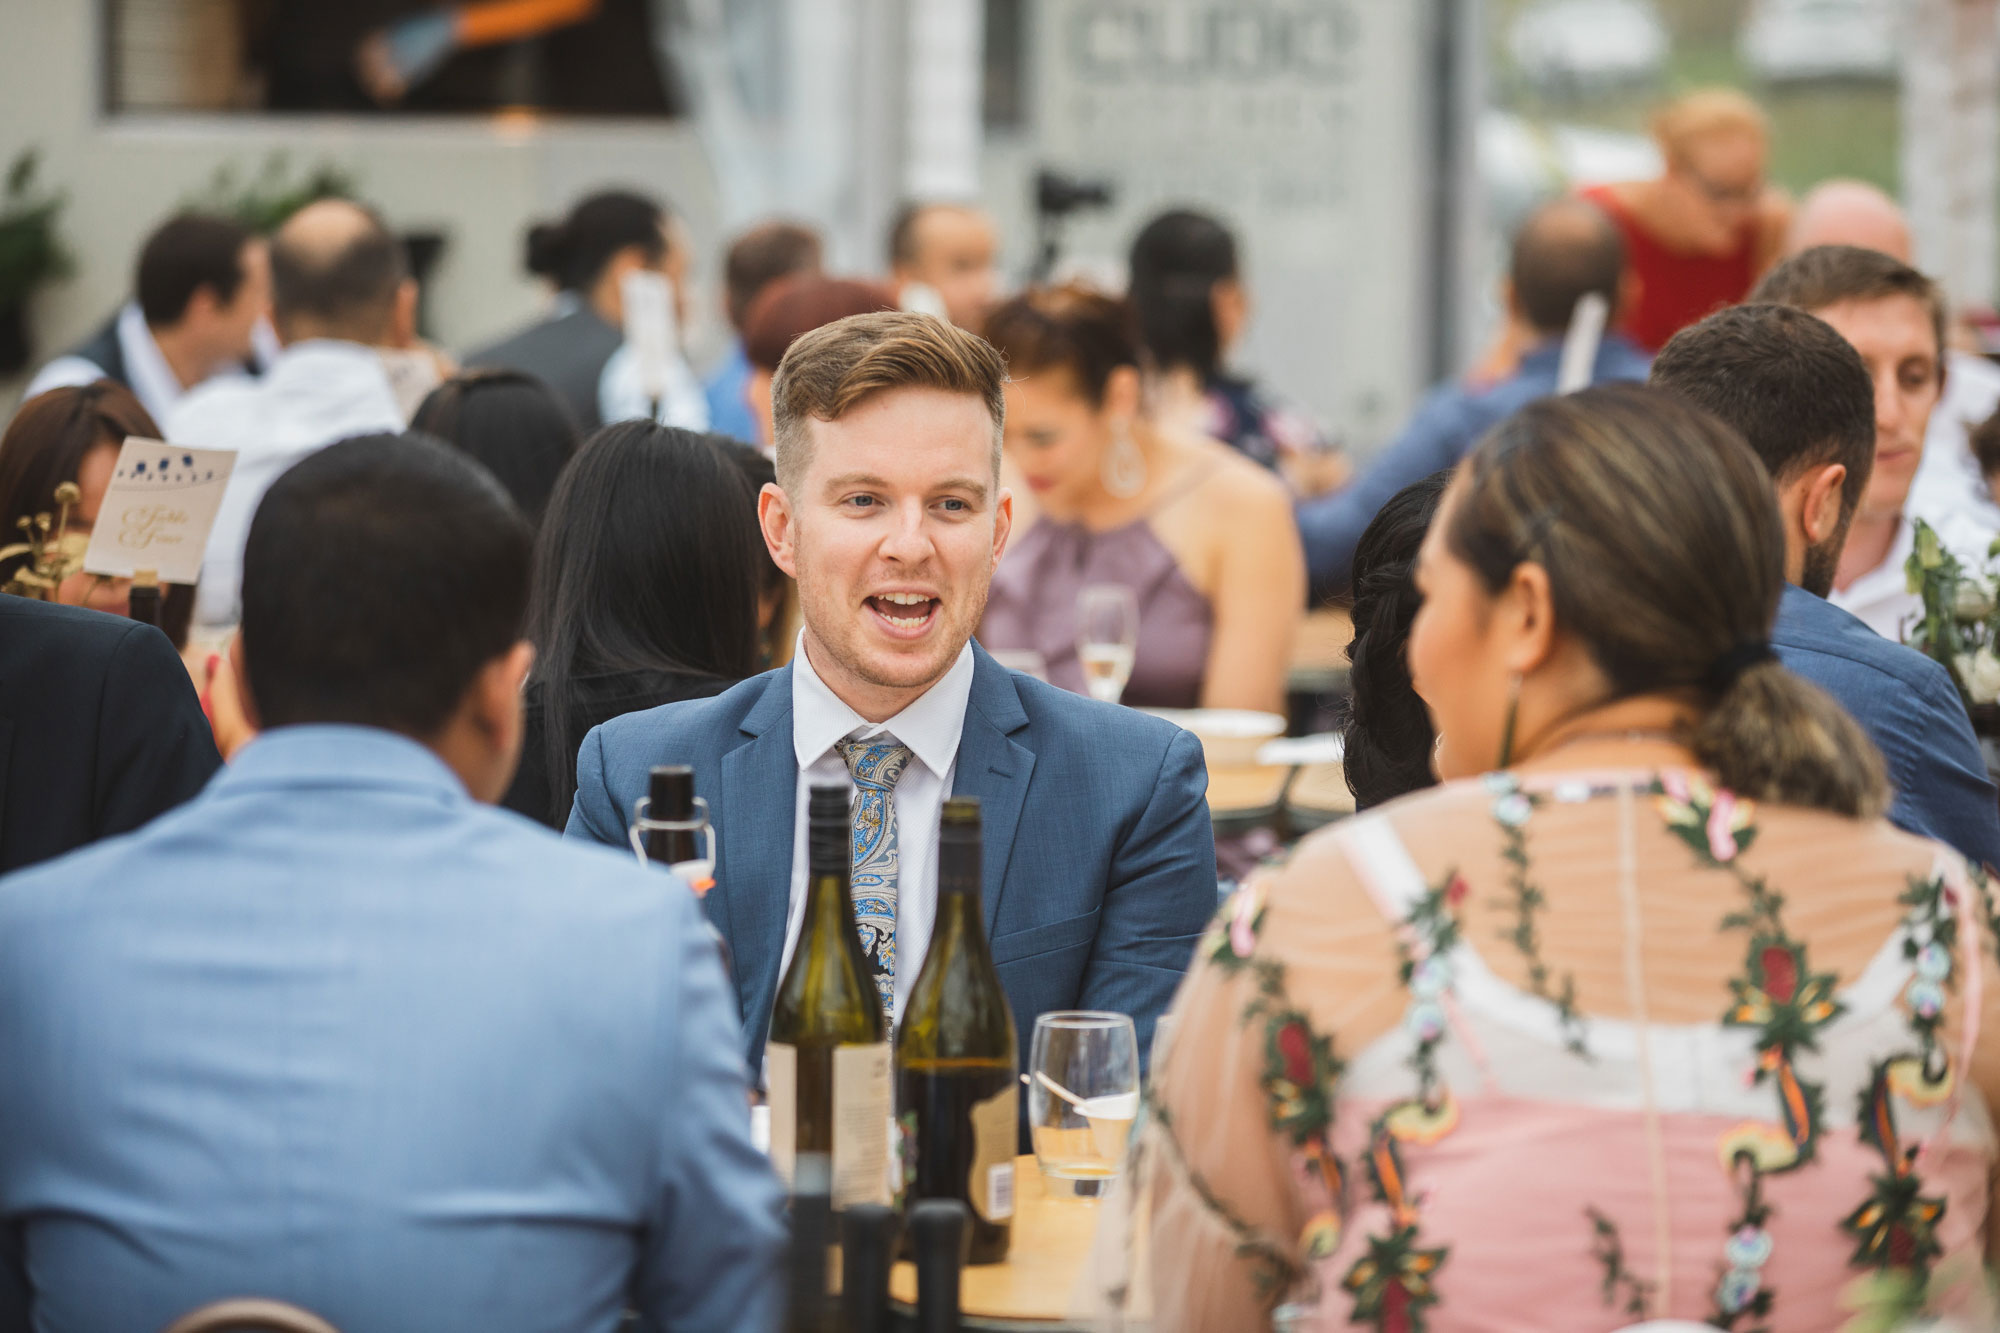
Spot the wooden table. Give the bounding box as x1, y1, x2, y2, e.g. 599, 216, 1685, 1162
1287, 606, 1354, 694
1204, 762, 1296, 835
1286, 760, 1354, 832
889, 1155, 1106, 1327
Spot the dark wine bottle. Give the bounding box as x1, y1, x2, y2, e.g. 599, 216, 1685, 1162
127, 568, 161, 628
768, 784, 892, 1209
838, 1203, 896, 1333
785, 1157, 834, 1333
894, 797, 1017, 1264
908, 1199, 968, 1333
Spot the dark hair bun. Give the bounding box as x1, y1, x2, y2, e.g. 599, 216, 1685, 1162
524, 222, 569, 280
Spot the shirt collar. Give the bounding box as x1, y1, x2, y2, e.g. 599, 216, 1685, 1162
117, 301, 187, 419
213, 724, 469, 803
790, 631, 975, 781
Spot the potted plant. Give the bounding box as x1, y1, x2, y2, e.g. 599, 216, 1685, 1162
0, 150, 74, 375
186, 153, 359, 233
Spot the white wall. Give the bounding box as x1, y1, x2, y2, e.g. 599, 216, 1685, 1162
0, 2, 725, 409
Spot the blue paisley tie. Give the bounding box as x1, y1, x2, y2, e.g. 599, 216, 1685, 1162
836, 736, 913, 1017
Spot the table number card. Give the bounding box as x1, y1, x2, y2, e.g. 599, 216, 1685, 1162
81, 437, 236, 585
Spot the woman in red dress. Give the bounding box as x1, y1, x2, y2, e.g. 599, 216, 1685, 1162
1581, 88, 1792, 351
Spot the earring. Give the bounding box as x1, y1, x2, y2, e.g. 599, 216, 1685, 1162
1496, 672, 1521, 770
1101, 420, 1148, 499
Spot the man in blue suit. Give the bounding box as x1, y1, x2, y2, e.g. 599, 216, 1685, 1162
568, 310, 1217, 1069
1652, 303, 2000, 869
1297, 198, 1650, 599
0, 435, 783, 1333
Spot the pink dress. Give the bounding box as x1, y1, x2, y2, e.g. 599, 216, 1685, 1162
1095, 768, 2000, 1332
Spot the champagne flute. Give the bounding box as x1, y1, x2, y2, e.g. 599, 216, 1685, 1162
1075, 584, 1139, 705
1027, 1011, 1139, 1197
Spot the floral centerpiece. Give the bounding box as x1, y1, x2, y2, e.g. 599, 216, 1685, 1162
1904, 518, 2000, 732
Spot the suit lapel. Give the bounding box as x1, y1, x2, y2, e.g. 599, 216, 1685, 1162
952, 646, 1034, 940
717, 671, 797, 1043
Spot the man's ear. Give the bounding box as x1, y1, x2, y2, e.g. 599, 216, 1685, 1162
389, 279, 419, 348
472, 641, 535, 745
226, 633, 262, 729
1800, 462, 1849, 546
759, 482, 799, 579
991, 485, 1014, 570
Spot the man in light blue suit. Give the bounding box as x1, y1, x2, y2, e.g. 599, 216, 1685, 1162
0, 435, 782, 1333
567, 310, 1217, 1068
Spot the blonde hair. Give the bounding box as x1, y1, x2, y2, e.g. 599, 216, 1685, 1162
1448, 384, 1887, 819
1651, 87, 1769, 163
769, 310, 1007, 492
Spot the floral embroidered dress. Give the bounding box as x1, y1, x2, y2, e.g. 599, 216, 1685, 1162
1098, 767, 2000, 1332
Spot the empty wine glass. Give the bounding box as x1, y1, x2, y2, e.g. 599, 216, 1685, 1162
1075, 584, 1139, 705
1027, 1011, 1139, 1198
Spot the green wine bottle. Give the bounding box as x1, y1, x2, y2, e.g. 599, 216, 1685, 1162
894, 797, 1018, 1263
768, 784, 892, 1209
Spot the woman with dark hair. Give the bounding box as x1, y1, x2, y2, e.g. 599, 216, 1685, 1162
1341, 471, 1446, 810
506, 421, 764, 828
410, 370, 580, 528
978, 283, 1303, 713
0, 382, 195, 650
465, 190, 702, 431
1127, 208, 1336, 488
1104, 385, 2000, 1329
710, 435, 799, 668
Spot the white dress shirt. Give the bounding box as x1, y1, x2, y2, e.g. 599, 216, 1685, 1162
1829, 507, 1993, 641
167, 339, 405, 631
780, 634, 976, 1024
22, 302, 237, 424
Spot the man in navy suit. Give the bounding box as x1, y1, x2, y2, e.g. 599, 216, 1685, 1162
1652, 302, 2000, 869
567, 310, 1218, 1067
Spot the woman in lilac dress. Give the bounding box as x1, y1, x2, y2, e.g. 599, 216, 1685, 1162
977, 285, 1304, 713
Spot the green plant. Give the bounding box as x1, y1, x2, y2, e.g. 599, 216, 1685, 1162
185, 153, 359, 234
0, 150, 74, 309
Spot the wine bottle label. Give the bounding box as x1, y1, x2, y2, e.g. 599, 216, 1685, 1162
967, 1083, 1018, 1222
832, 1041, 893, 1209
766, 1042, 797, 1187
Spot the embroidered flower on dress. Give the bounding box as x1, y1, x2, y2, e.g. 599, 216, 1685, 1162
1492, 792, 1533, 828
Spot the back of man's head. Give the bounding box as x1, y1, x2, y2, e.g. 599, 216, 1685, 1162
240, 433, 531, 738
1750, 244, 1946, 361
771, 310, 1006, 491
270, 199, 408, 345
1786, 179, 1912, 262
1650, 303, 1875, 514
136, 214, 256, 329
725, 221, 823, 332
1510, 198, 1626, 336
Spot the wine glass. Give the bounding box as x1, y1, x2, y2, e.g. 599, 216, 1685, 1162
1027, 1011, 1139, 1197
1075, 584, 1139, 705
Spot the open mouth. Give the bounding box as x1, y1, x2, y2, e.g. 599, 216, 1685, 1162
866, 591, 941, 634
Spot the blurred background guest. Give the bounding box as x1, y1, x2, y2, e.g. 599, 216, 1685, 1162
740, 274, 898, 448
0, 381, 195, 649
886, 200, 1000, 329
1580, 87, 1791, 351
713, 436, 799, 668
23, 213, 270, 425
1126, 208, 1333, 488
978, 284, 1303, 714
704, 220, 822, 441
1297, 198, 1645, 599
0, 596, 217, 875
1785, 179, 2000, 537
0, 432, 781, 1330
410, 369, 580, 530
170, 198, 414, 634
1125, 385, 2000, 1328
508, 421, 764, 828
1340, 472, 1445, 812
1752, 245, 1993, 638
466, 189, 698, 430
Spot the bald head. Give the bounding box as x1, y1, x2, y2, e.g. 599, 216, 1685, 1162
271, 198, 410, 345
1511, 198, 1627, 335
1787, 180, 1911, 263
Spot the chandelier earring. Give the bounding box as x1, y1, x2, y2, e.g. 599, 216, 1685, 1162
1101, 419, 1148, 499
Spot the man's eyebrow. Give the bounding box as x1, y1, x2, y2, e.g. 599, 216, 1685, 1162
817, 472, 991, 501
936, 476, 991, 502
819, 472, 892, 493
